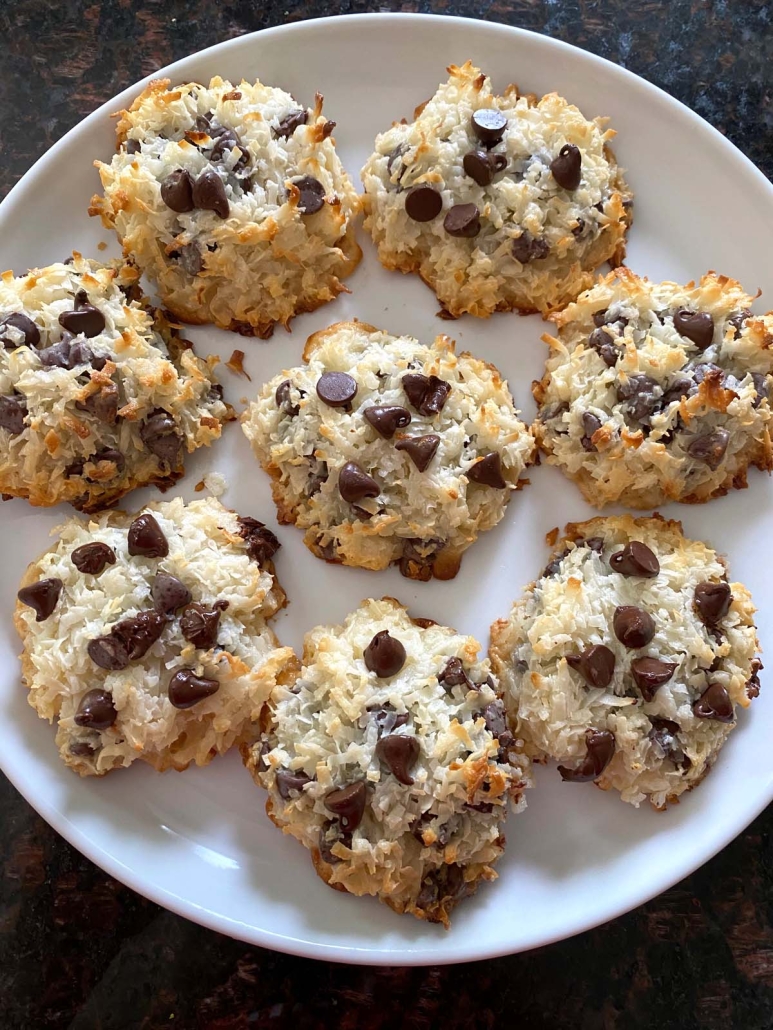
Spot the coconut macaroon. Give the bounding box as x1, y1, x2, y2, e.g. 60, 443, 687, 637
90, 76, 361, 338
241, 321, 534, 579
15, 496, 295, 776
533, 270, 773, 509
361, 61, 632, 319
243, 597, 530, 926
490, 516, 760, 810
0, 255, 230, 511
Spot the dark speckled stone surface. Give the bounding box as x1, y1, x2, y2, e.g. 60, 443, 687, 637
1, 3, 773, 1028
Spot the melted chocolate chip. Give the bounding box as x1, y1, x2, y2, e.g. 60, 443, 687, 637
542, 547, 570, 579
180, 602, 223, 649
275, 380, 300, 417
324, 781, 367, 831
236, 516, 280, 564
444, 203, 480, 238
17, 578, 62, 621
609, 541, 660, 578
338, 462, 379, 503
693, 682, 734, 722
404, 185, 442, 222
0, 311, 40, 349
589, 327, 618, 367
617, 375, 661, 421
558, 728, 615, 782
467, 451, 506, 488
416, 864, 470, 911
747, 658, 763, 699
511, 231, 549, 263
192, 169, 230, 218
580, 412, 602, 451
566, 645, 616, 689
687, 429, 729, 470
87, 447, 125, 477
648, 718, 689, 767
71, 542, 116, 575
168, 669, 220, 709
87, 609, 166, 670
369, 703, 409, 734
395, 434, 440, 472
127, 513, 168, 558
275, 768, 312, 798
751, 372, 769, 409
631, 657, 677, 701
294, 176, 325, 215
364, 630, 406, 678
728, 310, 751, 339
482, 699, 507, 738
375, 734, 420, 785
613, 606, 656, 649
124, 139, 141, 154
57, 294, 104, 340
74, 689, 117, 730
210, 127, 249, 170
0, 394, 27, 435
550, 144, 582, 190
76, 382, 119, 424
364, 405, 411, 438
402, 373, 451, 416
274, 109, 308, 138
673, 309, 714, 350
151, 572, 191, 615
318, 822, 352, 865
160, 169, 195, 212
174, 243, 202, 277
140, 409, 182, 466
438, 656, 471, 689
694, 581, 732, 626
39, 334, 96, 369
463, 149, 507, 186
69, 742, 97, 758
471, 108, 507, 145
316, 371, 357, 408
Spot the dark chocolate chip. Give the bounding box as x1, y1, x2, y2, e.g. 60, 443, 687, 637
572, 218, 585, 237
69, 742, 97, 758
694, 581, 732, 626
316, 371, 357, 408
416, 863, 470, 911
236, 516, 280, 564
438, 656, 471, 689
151, 572, 191, 615
127, 513, 168, 558
580, 411, 602, 451
39, 336, 96, 369
369, 703, 409, 734
124, 139, 141, 154
693, 682, 734, 722
443, 203, 480, 238
274, 109, 308, 138
402, 373, 451, 416
550, 144, 582, 190
160, 169, 195, 213
751, 372, 769, 409
294, 176, 325, 215
324, 781, 367, 831
692, 362, 724, 387
17, 578, 62, 621
589, 327, 618, 367
673, 309, 714, 350
192, 169, 229, 218
648, 717, 685, 762
338, 462, 379, 503
482, 699, 507, 738
728, 310, 751, 339
0, 312, 40, 349
88, 447, 125, 477
210, 127, 249, 170
168, 669, 220, 709
593, 310, 609, 328
0, 394, 27, 435
404, 185, 442, 222
318, 822, 352, 864
463, 149, 507, 186
616, 375, 661, 421
609, 541, 660, 578
180, 602, 223, 649
58, 292, 105, 338
566, 645, 616, 689
76, 382, 119, 424
71, 542, 116, 575
542, 547, 570, 579
511, 231, 549, 263
140, 408, 182, 466
364, 405, 411, 438
74, 689, 117, 730
613, 606, 656, 649
467, 451, 506, 488
687, 429, 729, 470
375, 734, 420, 785
88, 609, 166, 670
471, 108, 507, 145
364, 630, 406, 678
747, 658, 763, 699
275, 380, 300, 417
275, 768, 312, 798
631, 657, 677, 701
395, 434, 440, 472
558, 728, 615, 782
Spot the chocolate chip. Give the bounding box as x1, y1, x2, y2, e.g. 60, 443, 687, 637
316, 371, 357, 408
572, 218, 585, 237
151, 572, 191, 615
39, 336, 96, 369
168, 669, 220, 709
210, 127, 249, 170
631, 657, 677, 701
728, 310, 751, 339
369, 703, 409, 734
467, 451, 506, 488
399, 537, 443, 581
338, 462, 379, 503
566, 645, 616, 689
274, 109, 308, 138
395, 434, 440, 472
416, 864, 470, 911
364, 630, 406, 678
160, 169, 195, 212
376, 734, 420, 785
180, 602, 223, 649
542, 548, 570, 579
613, 606, 656, 648
275, 768, 312, 798
692, 363, 724, 387
550, 144, 582, 190
404, 184, 442, 222
580, 412, 602, 451
324, 781, 367, 831
318, 822, 352, 864
648, 717, 688, 766
593, 310, 609, 327
463, 149, 506, 186
687, 429, 729, 470
236, 516, 280, 564
609, 541, 660, 578
0, 312, 40, 349
751, 372, 769, 408
482, 699, 507, 738
293, 176, 325, 215
363, 405, 411, 438
673, 309, 714, 350
138, 408, 182, 466
589, 328, 618, 367
76, 382, 119, 424
192, 169, 229, 218
693, 682, 734, 722
438, 656, 471, 689
694, 581, 732, 626
87, 610, 165, 670
74, 689, 117, 730
402, 373, 451, 416
127, 513, 168, 558
558, 728, 615, 782
0, 394, 27, 435
124, 139, 141, 154
88, 447, 125, 477
58, 292, 105, 338
17, 578, 62, 621
512, 231, 549, 263
747, 658, 763, 699
585, 537, 605, 553
174, 243, 202, 277
69, 742, 97, 758
443, 203, 480, 238
71, 542, 116, 575
275, 380, 300, 417
471, 108, 507, 145
617, 375, 661, 421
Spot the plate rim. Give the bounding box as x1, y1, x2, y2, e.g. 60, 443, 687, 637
2, 11, 773, 966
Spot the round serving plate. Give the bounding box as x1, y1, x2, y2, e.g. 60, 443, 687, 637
0, 13, 771, 965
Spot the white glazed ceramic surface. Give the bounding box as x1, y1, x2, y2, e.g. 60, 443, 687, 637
1, 14, 771, 965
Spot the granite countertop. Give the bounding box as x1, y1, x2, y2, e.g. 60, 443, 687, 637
1, 2, 772, 1027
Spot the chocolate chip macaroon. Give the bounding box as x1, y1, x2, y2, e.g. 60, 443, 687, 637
489, 515, 760, 810
241, 320, 533, 579
15, 496, 296, 776
0, 254, 231, 511
90, 76, 361, 338
361, 60, 631, 318
533, 269, 773, 508
243, 597, 530, 927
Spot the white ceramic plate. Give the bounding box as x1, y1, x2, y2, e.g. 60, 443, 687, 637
1, 14, 772, 966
